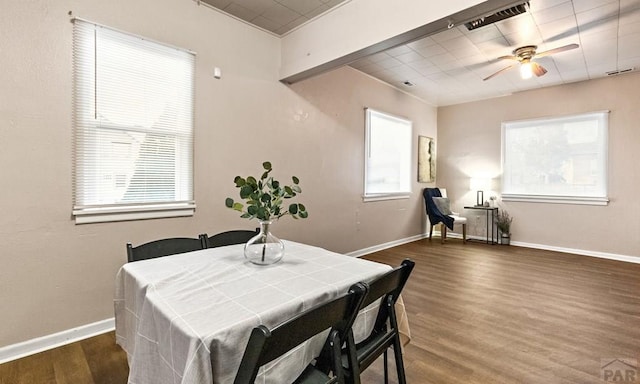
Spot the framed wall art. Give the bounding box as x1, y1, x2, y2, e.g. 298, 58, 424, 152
418, 135, 435, 183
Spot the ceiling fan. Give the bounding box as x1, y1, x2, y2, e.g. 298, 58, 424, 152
483, 43, 580, 81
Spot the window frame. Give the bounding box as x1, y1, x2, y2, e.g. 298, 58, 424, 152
71, 18, 196, 224
363, 108, 413, 202
501, 110, 609, 206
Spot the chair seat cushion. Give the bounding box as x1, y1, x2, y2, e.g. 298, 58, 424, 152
342, 330, 395, 372
293, 365, 336, 384
449, 215, 467, 224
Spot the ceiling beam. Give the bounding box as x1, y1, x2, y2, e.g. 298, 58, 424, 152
280, 0, 527, 84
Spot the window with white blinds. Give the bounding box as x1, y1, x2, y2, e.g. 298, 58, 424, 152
364, 108, 412, 201
72, 19, 195, 223
502, 111, 609, 205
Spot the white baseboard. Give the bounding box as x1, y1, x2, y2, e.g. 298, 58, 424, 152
511, 240, 640, 264
345, 233, 428, 257
2, 234, 636, 365
428, 231, 640, 264
0, 318, 115, 364
429, 231, 486, 242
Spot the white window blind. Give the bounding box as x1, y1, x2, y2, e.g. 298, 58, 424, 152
72, 19, 195, 223
502, 111, 609, 205
364, 108, 412, 201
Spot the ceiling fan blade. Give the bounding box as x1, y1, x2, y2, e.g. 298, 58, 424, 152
532, 62, 547, 77
483, 64, 516, 81
497, 55, 519, 61
534, 43, 579, 58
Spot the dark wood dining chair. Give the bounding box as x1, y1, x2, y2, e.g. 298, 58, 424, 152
126, 236, 206, 262
233, 282, 368, 384
201, 229, 259, 248
342, 259, 415, 384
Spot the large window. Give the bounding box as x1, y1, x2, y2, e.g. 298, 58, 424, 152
502, 111, 609, 205
72, 19, 195, 223
364, 108, 412, 201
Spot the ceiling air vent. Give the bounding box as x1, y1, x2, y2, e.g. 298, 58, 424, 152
465, 2, 529, 31
606, 68, 635, 76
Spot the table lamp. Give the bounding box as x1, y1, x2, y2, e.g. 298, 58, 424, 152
470, 177, 489, 206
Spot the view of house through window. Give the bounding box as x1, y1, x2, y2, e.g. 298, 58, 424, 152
502, 111, 609, 205
72, 19, 195, 223
364, 108, 412, 200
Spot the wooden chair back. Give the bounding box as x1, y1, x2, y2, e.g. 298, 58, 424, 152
234, 282, 368, 384
203, 229, 259, 248
343, 259, 415, 384
126, 237, 206, 262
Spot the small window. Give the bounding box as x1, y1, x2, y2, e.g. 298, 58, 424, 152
502, 111, 609, 205
72, 19, 195, 223
364, 108, 412, 201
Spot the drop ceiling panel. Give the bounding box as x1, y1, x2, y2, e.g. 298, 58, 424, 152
200, 0, 348, 35
347, 0, 640, 106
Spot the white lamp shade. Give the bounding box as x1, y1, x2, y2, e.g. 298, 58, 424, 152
470, 177, 491, 191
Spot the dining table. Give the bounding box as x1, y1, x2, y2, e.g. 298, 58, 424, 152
114, 240, 410, 384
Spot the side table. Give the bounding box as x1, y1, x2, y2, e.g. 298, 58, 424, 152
463, 206, 499, 244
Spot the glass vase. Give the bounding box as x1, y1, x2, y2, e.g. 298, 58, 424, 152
244, 220, 285, 265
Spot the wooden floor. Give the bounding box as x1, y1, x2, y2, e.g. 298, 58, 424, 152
0, 331, 128, 384
2, 239, 639, 383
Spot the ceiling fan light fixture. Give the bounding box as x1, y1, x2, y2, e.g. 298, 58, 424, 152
484, 43, 578, 81
520, 61, 533, 79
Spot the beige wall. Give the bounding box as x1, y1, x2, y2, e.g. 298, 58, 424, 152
0, 1, 435, 347
437, 72, 640, 259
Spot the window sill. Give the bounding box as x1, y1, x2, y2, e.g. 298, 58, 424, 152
362, 193, 411, 202
73, 203, 196, 224
502, 194, 609, 206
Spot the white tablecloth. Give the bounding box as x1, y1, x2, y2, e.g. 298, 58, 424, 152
114, 240, 398, 384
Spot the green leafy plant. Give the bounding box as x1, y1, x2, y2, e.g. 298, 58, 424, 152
225, 161, 308, 221
496, 210, 513, 235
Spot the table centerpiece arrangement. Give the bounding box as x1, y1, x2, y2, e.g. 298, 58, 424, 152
225, 161, 308, 265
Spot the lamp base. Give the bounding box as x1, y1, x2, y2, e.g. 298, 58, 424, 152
476, 190, 484, 206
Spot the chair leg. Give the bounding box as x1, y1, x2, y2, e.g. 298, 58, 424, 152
441, 224, 447, 244
392, 338, 407, 384
463, 223, 467, 243
383, 350, 389, 384
429, 224, 433, 241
